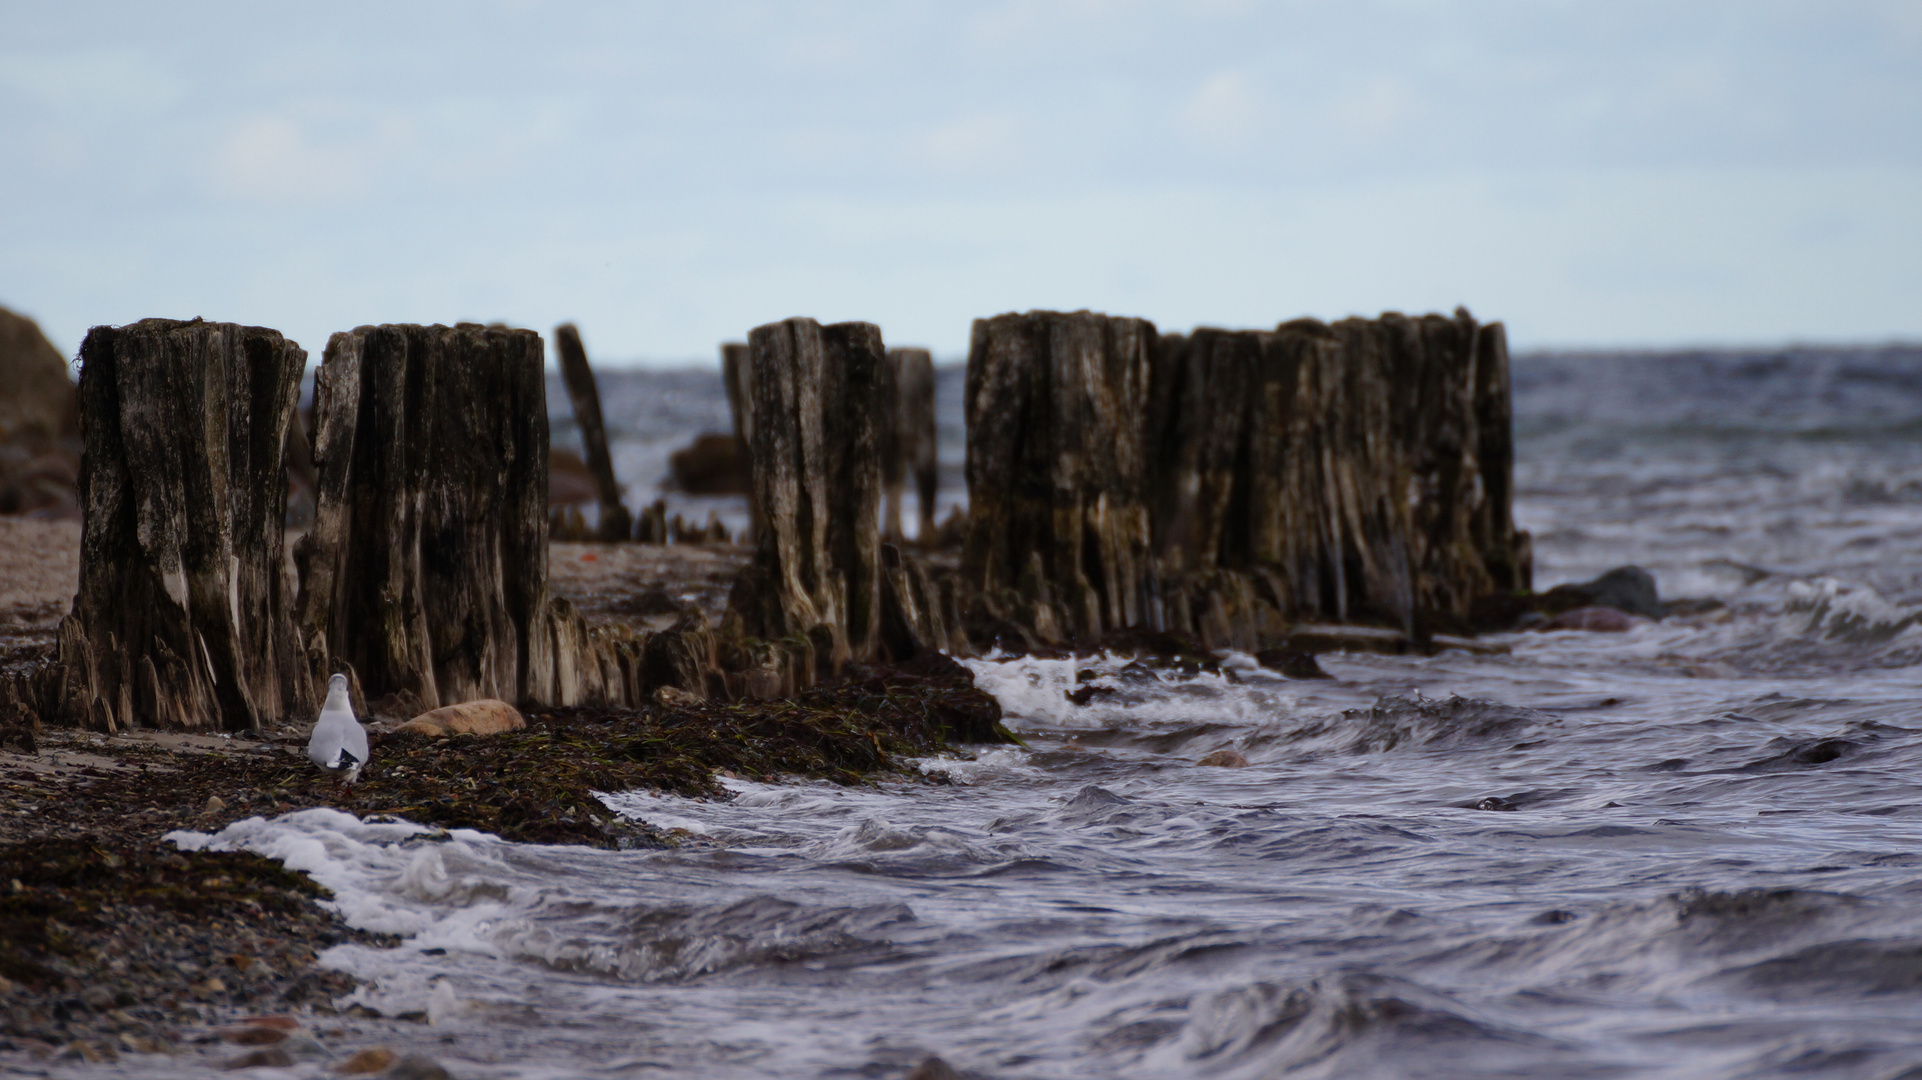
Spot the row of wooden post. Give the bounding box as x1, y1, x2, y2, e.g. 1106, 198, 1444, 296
35, 305, 1527, 733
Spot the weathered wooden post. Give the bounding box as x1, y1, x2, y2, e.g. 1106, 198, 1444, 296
57, 318, 312, 731
719, 341, 762, 544
552, 324, 632, 542
726, 318, 885, 672
294, 323, 555, 712
962, 310, 1155, 643
879, 347, 938, 542
1471, 320, 1530, 593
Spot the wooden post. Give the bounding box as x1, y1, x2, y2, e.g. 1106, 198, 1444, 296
1471, 320, 1530, 592
552, 324, 631, 542
962, 310, 1155, 643
720, 341, 762, 543
726, 317, 885, 671
879, 347, 938, 542
57, 318, 312, 731
294, 323, 553, 711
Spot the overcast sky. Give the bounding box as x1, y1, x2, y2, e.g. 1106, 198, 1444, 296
3, 1, 1919, 364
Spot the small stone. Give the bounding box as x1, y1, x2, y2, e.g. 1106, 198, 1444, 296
224, 1025, 287, 1046
79, 983, 117, 1010
119, 1033, 169, 1055
399, 698, 525, 737
224, 1046, 295, 1070
228, 953, 256, 972
335, 1046, 397, 1074
54, 1041, 116, 1063
653, 685, 702, 708
906, 1056, 962, 1080
279, 1034, 329, 1061
199, 976, 227, 995
236, 1014, 300, 1031
206, 795, 227, 813
1196, 749, 1249, 768
380, 1053, 453, 1080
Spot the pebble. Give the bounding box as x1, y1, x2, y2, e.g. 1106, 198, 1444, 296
224, 1025, 288, 1045
224, 1046, 295, 1070
381, 1053, 454, 1080
906, 1056, 962, 1080
206, 795, 227, 813
1196, 749, 1249, 768
54, 1040, 115, 1064
119, 1033, 170, 1055
335, 1046, 397, 1074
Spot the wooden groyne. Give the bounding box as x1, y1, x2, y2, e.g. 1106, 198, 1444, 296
3, 305, 1529, 733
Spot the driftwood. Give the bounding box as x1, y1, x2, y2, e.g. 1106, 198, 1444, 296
727, 318, 886, 673
552, 324, 631, 541
879, 347, 938, 542
57, 318, 312, 731
962, 311, 1156, 643
294, 323, 556, 711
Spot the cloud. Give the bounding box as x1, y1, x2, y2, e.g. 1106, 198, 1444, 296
1181, 70, 1266, 146
916, 114, 1024, 173
211, 114, 389, 206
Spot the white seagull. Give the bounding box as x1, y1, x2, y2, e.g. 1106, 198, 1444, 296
308, 673, 370, 790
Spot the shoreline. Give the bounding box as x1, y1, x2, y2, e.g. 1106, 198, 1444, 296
0, 521, 1009, 1069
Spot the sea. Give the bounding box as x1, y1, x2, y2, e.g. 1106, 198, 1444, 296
157, 343, 1922, 1079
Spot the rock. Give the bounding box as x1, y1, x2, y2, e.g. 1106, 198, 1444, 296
1196, 749, 1249, 768
54, 1040, 114, 1063
1543, 606, 1637, 632
1544, 565, 1661, 619
206, 795, 227, 813
380, 1053, 453, 1080
667, 432, 750, 495
118, 1033, 169, 1055
397, 699, 525, 737
278, 1034, 330, 1061
79, 983, 116, 1010
906, 1056, 962, 1080
1252, 648, 1331, 679
223, 1025, 287, 1045
652, 685, 703, 709
234, 1015, 299, 1032
0, 306, 78, 444
547, 447, 598, 507
224, 1046, 295, 1070
335, 1046, 397, 1074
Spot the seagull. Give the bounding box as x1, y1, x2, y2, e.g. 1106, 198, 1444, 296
308, 673, 369, 790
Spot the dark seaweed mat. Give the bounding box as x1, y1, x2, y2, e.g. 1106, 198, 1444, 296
42, 653, 1013, 850
0, 656, 1006, 1052
0, 837, 381, 1050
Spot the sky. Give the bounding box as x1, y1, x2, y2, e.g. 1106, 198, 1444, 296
2, 1, 1919, 365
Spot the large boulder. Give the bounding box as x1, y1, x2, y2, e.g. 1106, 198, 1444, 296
0, 307, 80, 518
0, 306, 77, 443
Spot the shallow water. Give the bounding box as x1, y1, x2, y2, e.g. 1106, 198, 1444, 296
151, 347, 1922, 1078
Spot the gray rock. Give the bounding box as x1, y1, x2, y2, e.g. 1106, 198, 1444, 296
906, 1057, 961, 1080
381, 1053, 454, 1080
1581, 566, 1661, 618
